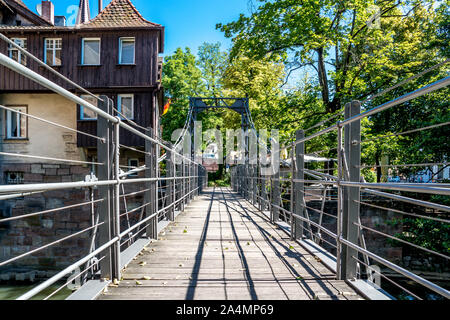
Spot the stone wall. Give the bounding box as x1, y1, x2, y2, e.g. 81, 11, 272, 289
0, 158, 149, 283
300, 197, 404, 264
0, 162, 92, 282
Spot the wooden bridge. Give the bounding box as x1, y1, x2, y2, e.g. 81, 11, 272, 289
98, 188, 362, 300
1, 40, 448, 300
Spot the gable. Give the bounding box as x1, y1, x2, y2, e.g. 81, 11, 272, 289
80, 0, 161, 28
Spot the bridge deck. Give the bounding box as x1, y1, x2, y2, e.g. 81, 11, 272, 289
98, 187, 363, 300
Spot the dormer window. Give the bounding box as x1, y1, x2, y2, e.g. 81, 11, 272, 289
45, 38, 62, 66
119, 37, 135, 65
82, 38, 101, 65
8, 38, 27, 66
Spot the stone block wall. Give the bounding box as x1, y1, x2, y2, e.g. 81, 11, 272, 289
0, 162, 92, 281
0, 158, 151, 282
304, 198, 404, 264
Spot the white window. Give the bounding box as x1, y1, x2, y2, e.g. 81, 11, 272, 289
82, 38, 101, 65
128, 159, 139, 177
5, 106, 27, 139
45, 38, 62, 66
8, 38, 27, 66
117, 94, 134, 120
119, 37, 135, 65
79, 95, 98, 120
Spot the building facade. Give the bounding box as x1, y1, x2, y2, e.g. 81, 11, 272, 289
0, 0, 164, 279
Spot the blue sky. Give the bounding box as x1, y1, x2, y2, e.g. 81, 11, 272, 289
22, 0, 250, 56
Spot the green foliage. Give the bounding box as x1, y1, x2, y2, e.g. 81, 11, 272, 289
430, 180, 450, 206
208, 171, 231, 187
362, 168, 377, 182
218, 1, 445, 113
161, 2, 449, 187
161, 47, 206, 142
197, 42, 228, 97
222, 55, 286, 133
390, 218, 450, 255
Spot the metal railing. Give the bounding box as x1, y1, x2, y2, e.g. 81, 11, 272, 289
231, 75, 450, 300
0, 40, 208, 299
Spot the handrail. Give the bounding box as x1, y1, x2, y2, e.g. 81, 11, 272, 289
0, 45, 208, 301
231, 72, 450, 300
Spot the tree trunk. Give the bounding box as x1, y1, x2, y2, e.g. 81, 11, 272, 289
376, 154, 382, 183
317, 47, 331, 110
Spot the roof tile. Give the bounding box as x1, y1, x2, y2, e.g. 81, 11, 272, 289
80, 0, 161, 28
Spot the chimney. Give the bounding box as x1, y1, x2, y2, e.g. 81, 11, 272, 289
98, 0, 103, 14
41, 1, 54, 25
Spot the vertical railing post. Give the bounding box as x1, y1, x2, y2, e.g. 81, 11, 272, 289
194, 163, 198, 196
237, 165, 241, 194
293, 130, 305, 240
176, 156, 180, 212
340, 101, 361, 280
257, 171, 260, 208
269, 175, 273, 221
195, 164, 202, 196
234, 167, 237, 192
192, 163, 195, 197
336, 123, 344, 279
192, 162, 195, 197
271, 165, 280, 224
253, 164, 257, 205
186, 161, 189, 203
187, 161, 191, 203
97, 95, 117, 280
188, 161, 191, 201
236, 166, 238, 192
242, 166, 246, 199
166, 143, 174, 221
112, 117, 122, 282
241, 165, 244, 196
247, 165, 251, 200
197, 165, 204, 194
238, 165, 241, 195
174, 156, 178, 212
189, 161, 193, 201
290, 147, 295, 240
231, 167, 234, 191
145, 129, 158, 240
184, 158, 187, 207
247, 164, 252, 201
261, 174, 267, 212
180, 158, 186, 212
186, 161, 189, 204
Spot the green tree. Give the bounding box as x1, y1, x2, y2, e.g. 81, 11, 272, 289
197, 42, 228, 97
161, 47, 205, 142
218, 0, 444, 114
195, 42, 229, 134
222, 55, 286, 131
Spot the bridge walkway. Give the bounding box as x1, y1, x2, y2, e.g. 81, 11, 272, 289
97, 187, 363, 300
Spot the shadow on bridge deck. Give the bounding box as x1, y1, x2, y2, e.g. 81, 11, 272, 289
97, 187, 363, 300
